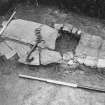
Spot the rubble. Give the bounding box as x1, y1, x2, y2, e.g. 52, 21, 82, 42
54, 24, 63, 30
63, 24, 73, 32
76, 56, 85, 64
54, 23, 81, 36
63, 51, 74, 61
64, 24, 82, 36
67, 59, 78, 68
75, 32, 104, 67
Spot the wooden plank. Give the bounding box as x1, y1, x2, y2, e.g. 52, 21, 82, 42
19, 74, 105, 92
0, 11, 16, 36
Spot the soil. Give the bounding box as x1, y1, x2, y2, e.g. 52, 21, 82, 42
0, 3, 105, 105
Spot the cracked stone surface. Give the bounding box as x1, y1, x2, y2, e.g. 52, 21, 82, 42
5, 40, 31, 60
3, 19, 58, 50
19, 48, 40, 65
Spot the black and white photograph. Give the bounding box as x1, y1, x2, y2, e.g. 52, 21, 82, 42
0, 0, 105, 105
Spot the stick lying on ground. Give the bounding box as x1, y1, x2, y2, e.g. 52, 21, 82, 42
0, 11, 16, 36
19, 74, 105, 92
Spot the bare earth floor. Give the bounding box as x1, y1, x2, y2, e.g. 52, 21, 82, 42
1, 4, 105, 105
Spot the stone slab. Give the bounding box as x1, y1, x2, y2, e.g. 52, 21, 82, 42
80, 33, 92, 46
89, 35, 102, 49
84, 56, 98, 67
40, 49, 62, 65
18, 48, 40, 65
97, 59, 105, 68
0, 41, 16, 59
3, 19, 58, 50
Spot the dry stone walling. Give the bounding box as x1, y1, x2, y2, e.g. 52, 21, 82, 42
0, 19, 105, 68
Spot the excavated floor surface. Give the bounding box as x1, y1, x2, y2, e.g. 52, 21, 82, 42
1, 4, 105, 105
